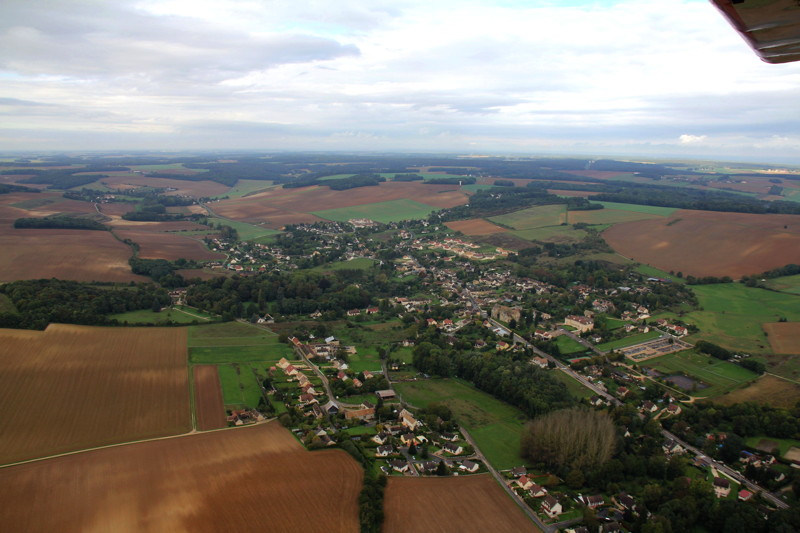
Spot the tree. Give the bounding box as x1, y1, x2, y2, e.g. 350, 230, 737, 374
436, 460, 449, 476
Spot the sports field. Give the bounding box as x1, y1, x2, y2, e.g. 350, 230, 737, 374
639, 350, 758, 398
394, 378, 528, 469
313, 198, 437, 223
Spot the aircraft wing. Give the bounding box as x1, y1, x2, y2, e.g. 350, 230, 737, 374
711, 0, 800, 63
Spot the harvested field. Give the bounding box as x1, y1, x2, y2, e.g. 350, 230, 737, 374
114, 230, 223, 261
763, 322, 800, 354
193, 365, 227, 431
0, 229, 145, 282
714, 374, 800, 409
446, 219, 508, 235
0, 324, 190, 465
383, 474, 537, 533
0, 422, 362, 533
212, 182, 469, 226
603, 210, 800, 278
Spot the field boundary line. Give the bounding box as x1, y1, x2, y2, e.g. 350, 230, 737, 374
766, 372, 800, 385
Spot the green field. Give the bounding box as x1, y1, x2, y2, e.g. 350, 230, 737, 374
682, 284, 800, 355
110, 307, 202, 324
394, 378, 528, 469
597, 330, 663, 351
763, 274, 800, 295
596, 201, 678, 216
640, 350, 758, 398
312, 199, 438, 223
511, 225, 587, 243
490, 204, 567, 230
189, 322, 293, 363
214, 179, 275, 199
312, 257, 377, 272
189, 321, 270, 339
207, 216, 281, 241
551, 370, 593, 399
744, 435, 800, 457
556, 335, 588, 355
567, 207, 665, 226
10, 197, 59, 209
217, 363, 267, 408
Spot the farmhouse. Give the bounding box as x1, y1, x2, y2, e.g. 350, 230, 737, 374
344, 407, 375, 421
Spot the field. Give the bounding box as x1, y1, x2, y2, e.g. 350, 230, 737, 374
555, 335, 588, 355
193, 365, 227, 430
596, 330, 663, 351
714, 374, 800, 409
312, 257, 377, 272
113, 230, 223, 261
217, 363, 268, 407
445, 218, 508, 236
0, 422, 362, 532
213, 179, 276, 199
639, 349, 758, 398
110, 307, 204, 324
313, 199, 438, 223
551, 370, 594, 399
0, 229, 146, 282
383, 474, 538, 533
763, 274, 800, 295
603, 209, 800, 278
744, 434, 800, 457
682, 284, 800, 356
511, 225, 587, 244
95, 175, 230, 197
0, 324, 191, 465
394, 379, 528, 469
763, 322, 800, 354
211, 182, 469, 228
489, 204, 567, 230
568, 206, 668, 226
205, 216, 281, 241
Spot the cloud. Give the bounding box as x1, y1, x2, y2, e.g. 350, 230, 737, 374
679, 134, 708, 144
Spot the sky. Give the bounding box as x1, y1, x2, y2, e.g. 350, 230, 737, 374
2, 0, 800, 163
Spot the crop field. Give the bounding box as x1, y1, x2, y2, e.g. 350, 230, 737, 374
763, 322, 800, 354
312, 199, 438, 223
489, 204, 567, 230
763, 274, 800, 295
445, 218, 508, 235
211, 181, 469, 227
205, 216, 281, 241
714, 374, 800, 409
0, 324, 190, 465
0, 422, 362, 533
114, 229, 223, 261
511, 225, 587, 243
99, 175, 229, 197
189, 343, 294, 364
603, 209, 800, 278
639, 350, 757, 398
682, 284, 800, 355
110, 307, 202, 324
568, 207, 667, 226
193, 365, 227, 430
394, 379, 528, 469
213, 179, 276, 198
595, 201, 679, 216
0, 229, 146, 283
383, 474, 537, 533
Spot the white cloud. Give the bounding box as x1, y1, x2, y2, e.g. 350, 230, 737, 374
679, 134, 708, 144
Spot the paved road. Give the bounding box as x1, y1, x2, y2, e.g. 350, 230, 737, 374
459, 426, 551, 533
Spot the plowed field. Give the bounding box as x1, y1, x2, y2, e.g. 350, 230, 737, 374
0, 325, 190, 464
193, 365, 227, 431
0, 229, 146, 282
603, 210, 800, 278
0, 422, 362, 532
446, 219, 508, 236
213, 182, 469, 227
383, 474, 538, 533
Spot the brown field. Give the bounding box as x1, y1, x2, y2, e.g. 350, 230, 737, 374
763, 322, 800, 354
114, 230, 223, 261
0, 191, 96, 218
193, 365, 227, 431
713, 374, 800, 409
446, 218, 508, 235
213, 182, 469, 226
383, 474, 538, 533
0, 229, 146, 282
0, 422, 362, 533
603, 210, 800, 278
99, 175, 230, 197
0, 324, 191, 465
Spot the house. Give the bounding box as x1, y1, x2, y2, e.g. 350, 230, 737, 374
578, 494, 605, 509
738, 489, 754, 502
440, 432, 459, 442
375, 389, 396, 401
344, 407, 375, 420
617, 493, 639, 515
601, 522, 624, 533
376, 445, 395, 457
399, 409, 420, 430
298, 393, 316, 404
320, 400, 339, 415
663, 438, 685, 455
641, 401, 658, 413
284, 364, 299, 376
421, 461, 439, 474
496, 341, 510, 351
400, 432, 417, 445
713, 477, 731, 498
277, 357, 291, 369
529, 484, 547, 498
347, 309, 361, 316
617, 386, 630, 399
515, 475, 534, 490
564, 315, 594, 333
589, 395, 606, 407
443, 442, 463, 455
372, 432, 390, 445
362, 370, 374, 380
532, 356, 549, 368
352, 378, 363, 388
542, 495, 563, 518
391, 460, 409, 473
511, 466, 527, 478
460, 460, 480, 473
666, 403, 682, 415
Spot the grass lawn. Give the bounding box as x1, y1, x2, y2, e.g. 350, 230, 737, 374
683, 284, 800, 356
207, 216, 281, 241
597, 330, 663, 351
312, 199, 438, 223
639, 349, 758, 398
744, 435, 800, 457
596, 201, 678, 216
190, 343, 294, 364
217, 363, 266, 408
345, 345, 384, 373
394, 378, 529, 470
551, 370, 593, 399
391, 346, 414, 364
311, 257, 377, 272
763, 274, 800, 295
556, 335, 588, 355
490, 204, 567, 230
110, 307, 201, 324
